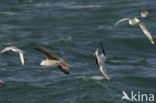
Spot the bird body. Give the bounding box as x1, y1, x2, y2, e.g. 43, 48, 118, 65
129, 17, 140, 25
40, 59, 60, 66
94, 43, 110, 80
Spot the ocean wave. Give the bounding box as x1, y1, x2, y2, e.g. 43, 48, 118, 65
90, 76, 104, 80
63, 5, 102, 9
34, 2, 102, 10
0, 12, 17, 16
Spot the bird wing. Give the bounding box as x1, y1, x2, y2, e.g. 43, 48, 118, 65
34, 48, 59, 60
94, 54, 99, 69
0, 47, 13, 53
100, 42, 106, 56
94, 49, 99, 69
98, 56, 110, 80
114, 18, 130, 26
19, 52, 24, 65
138, 21, 155, 44
0, 46, 23, 53
58, 64, 70, 74
99, 65, 110, 80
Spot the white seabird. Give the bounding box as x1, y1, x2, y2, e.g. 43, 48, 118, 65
93, 42, 110, 80
0, 46, 24, 65
35, 48, 70, 74
139, 10, 149, 18
114, 17, 155, 45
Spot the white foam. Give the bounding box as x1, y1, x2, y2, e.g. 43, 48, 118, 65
1, 12, 17, 16
62, 4, 102, 9
90, 76, 104, 80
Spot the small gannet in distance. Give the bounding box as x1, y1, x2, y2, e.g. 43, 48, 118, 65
35, 48, 70, 74
114, 17, 155, 45
93, 42, 110, 80
139, 10, 149, 18
0, 46, 24, 65
0, 80, 6, 85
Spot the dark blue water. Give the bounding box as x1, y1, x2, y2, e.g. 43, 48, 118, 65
0, 0, 156, 103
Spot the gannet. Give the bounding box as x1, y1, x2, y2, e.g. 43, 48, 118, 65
114, 17, 155, 45
93, 42, 110, 80
35, 48, 70, 74
0, 46, 24, 65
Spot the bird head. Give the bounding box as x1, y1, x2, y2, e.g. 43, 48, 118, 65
40, 60, 47, 66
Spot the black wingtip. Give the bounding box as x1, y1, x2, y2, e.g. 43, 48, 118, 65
0, 81, 6, 86
34, 48, 40, 50
2, 83, 6, 85
34, 48, 43, 52
100, 42, 106, 56
94, 55, 99, 69
62, 69, 70, 75
65, 71, 70, 75
58, 65, 70, 75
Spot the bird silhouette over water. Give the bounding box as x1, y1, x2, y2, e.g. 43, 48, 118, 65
35, 48, 70, 74
93, 42, 110, 80
0, 46, 24, 65
114, 17, 155, 45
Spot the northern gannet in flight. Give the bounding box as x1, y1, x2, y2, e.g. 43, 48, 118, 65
0, 46, 24, 65
93, 42, 110, 80
35, 48, 70, 74
114, 17, 155, 45
139, 10, 149, 18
